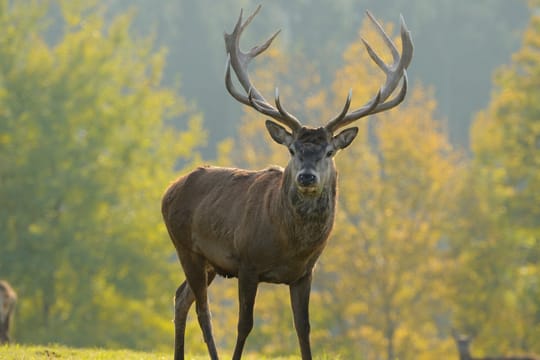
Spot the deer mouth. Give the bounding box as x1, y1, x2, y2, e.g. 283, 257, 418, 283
297, 184, 322, 196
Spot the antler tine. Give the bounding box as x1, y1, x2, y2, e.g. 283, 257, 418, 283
275, 88, 301, 124
248, 87, 274, 114
326, 90, 382, 131
224, 6, 302, 132
225, 54, 280, 113
225, 55, 250, 107
327, 89, 353, 127
243, 87, 301, 127
366, 10, 400, 66
325, 12, 413, 133
399, 14, 414, 70
370, 72, 408, 115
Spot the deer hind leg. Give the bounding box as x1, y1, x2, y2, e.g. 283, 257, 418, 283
0, 310, 11, 345
174, 270, 216, 360
177, 251, 219, 360
0, 295, 6, 345
0, 325, 8, 345
173, 281, 193, 360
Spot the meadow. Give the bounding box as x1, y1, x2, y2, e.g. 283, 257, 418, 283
0, 345, 340, 360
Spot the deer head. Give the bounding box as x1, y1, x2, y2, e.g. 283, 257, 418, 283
224, 5, 413, 195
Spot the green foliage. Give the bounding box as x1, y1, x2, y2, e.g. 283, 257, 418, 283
316, 23, 462, 358
450, 3, 540, 354
322, 86, 461, 360
0, 0, 204, 351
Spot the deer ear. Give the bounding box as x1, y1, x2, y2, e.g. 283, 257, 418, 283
332, 127, 358, 150
265, 120, 293, 146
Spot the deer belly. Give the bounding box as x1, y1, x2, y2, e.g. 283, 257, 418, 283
259, 260, 310, 284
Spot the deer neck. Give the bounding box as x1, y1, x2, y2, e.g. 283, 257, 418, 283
280, 166, 337, 243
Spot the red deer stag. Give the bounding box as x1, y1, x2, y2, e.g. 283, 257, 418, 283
162, 5, 413, 360
0, 280, 17, 345
452, 331, 540, 360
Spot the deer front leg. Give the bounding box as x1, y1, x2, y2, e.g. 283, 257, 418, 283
232, 267, 259, 360
290, 272, 313, 360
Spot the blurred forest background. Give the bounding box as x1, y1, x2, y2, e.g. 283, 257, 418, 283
1, 0, 539, 359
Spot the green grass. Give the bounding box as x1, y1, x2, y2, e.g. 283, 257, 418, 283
0, 344, 340, 359
0, 344, 169, 359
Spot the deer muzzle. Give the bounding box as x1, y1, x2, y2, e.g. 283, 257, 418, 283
296, 172, 319, 188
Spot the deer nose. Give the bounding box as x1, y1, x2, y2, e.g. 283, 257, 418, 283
297, 173, 318, 187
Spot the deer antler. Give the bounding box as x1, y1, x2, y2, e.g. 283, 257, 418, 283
224, 5, 302, 132
325, 11, 413, 133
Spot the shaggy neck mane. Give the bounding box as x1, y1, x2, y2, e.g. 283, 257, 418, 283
279, 165, 337, 245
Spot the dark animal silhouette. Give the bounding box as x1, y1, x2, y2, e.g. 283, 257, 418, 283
0, 280, 17, 345
162, 5, 413, 360
452, 331, 540, 360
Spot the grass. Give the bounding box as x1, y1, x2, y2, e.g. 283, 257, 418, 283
0, 344, 169, 359
0, 344, 340, 359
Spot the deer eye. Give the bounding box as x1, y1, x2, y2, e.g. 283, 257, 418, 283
289, 148, 295, 156
326, 150, 334, 158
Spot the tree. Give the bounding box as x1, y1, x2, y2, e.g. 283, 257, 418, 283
450, 1, 540, 353
0, 0, 205, 350
322, 85, 460, 360
317, 22, 461, 359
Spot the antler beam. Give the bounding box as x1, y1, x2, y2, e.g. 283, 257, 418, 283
224, 5, 302, 132
325, 11, 413, 133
